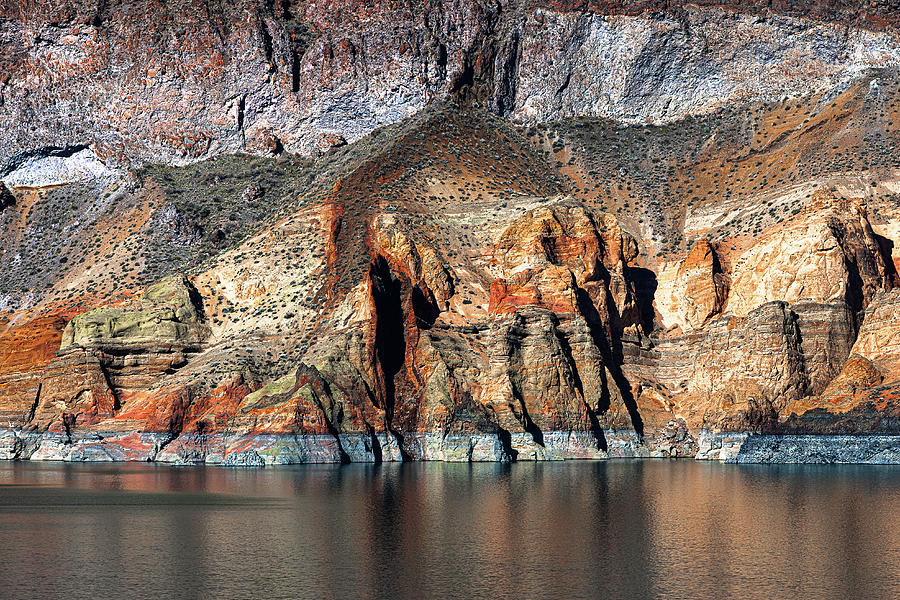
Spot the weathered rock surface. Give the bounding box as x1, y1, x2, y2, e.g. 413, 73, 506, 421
644, 192, 897, 435
61, 274, 208, 349
2, 148, 119, 189
1, 8, 900, 462
776, 289, 900, 432
660, 239, 728, 332
22, 275, 209, 432
730, 434, 900, 464
847, 289, 900, 378
726, 195, 891, 316
3, 2, 900, 167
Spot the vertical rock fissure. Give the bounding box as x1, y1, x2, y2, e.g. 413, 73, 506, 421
91, 0, 107, 28
97, 358, 121, 412
370, 256, 407, 437
510, 381, 545, 447
299, 367, 351, 463
25, 381, 41, 425
576, 288, 645, 437
552, 316, 606, 449
494, 23, 521, 115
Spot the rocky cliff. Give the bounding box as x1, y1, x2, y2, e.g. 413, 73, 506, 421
4, 0, 900, 168
1, 2, 900, 463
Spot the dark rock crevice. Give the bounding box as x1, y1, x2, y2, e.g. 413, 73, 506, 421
576, 288, 644, 437
294, 365, 351, 463
493, 22, 522, 115
25, 382, 41, 425
497, 426, 518, 462
91, 0, 107, 28
0, 183, 15, 210
509, 381, 545, 447
369, 256, 407, 427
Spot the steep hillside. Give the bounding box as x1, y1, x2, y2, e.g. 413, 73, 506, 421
1, 83, 899, 462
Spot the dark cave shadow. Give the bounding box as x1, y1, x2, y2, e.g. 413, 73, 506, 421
626, 266, 658, 335
371, 256, 405, 420
875, 233, 900, 287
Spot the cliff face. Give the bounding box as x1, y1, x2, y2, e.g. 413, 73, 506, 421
3, 0, 900, 169
1, 2, 900, 463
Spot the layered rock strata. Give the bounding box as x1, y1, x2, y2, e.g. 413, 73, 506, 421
0, 185, 893, 464
1, 10, 900, 463
3, 1, 900, 166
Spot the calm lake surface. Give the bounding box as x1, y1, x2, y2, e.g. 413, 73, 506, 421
1, 460, 899, 599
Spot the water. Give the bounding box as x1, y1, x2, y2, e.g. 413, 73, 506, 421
0, 461, 899, 599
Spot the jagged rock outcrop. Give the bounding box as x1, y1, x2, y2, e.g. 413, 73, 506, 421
370, 213, 455, 310
61, 274, 208, 349
847, 288, 900, 378
662, 239, 728, 331
774, 289, 900, 432
726, 194, 892, 316
491, 200, 641, 329
200, 197, 645, 462
650, 192, 897, 433
37, 195, 652, 464
27, 275, 209, 433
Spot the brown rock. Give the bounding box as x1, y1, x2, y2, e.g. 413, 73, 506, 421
727, 194, 891, 316
672, 239, 728, 330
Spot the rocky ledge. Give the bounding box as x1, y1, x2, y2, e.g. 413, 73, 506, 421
700, 433, 900, 464
0, 428, 652, 465
5, 428, 900, 466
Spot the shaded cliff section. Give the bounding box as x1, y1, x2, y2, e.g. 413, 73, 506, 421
3, 0, 900, 167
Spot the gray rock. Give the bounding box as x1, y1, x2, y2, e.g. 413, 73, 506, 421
222, 450, 266, 468
0, 430, 22, 460
730, 435, 900, 464
29, 433, 72, 461
2, 4, 898, 167
695, 430, 750, 461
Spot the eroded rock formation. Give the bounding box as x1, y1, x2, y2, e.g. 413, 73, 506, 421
1, 3, 900, 463
3, 1, 900, 166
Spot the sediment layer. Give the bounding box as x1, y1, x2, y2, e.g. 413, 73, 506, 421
6, 428, 899, 465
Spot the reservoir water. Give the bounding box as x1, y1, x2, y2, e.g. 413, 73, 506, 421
1, 460, 899, 599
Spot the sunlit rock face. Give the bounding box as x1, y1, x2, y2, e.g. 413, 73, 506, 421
1, 3, 900, 462
648, 192, 897, 434
3, 178, 893, 462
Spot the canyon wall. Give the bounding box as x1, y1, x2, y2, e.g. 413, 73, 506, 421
3, 1, 900, 169
0, 3, 899, 463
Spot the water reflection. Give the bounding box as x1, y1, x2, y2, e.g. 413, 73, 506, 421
0, 461, 899, 599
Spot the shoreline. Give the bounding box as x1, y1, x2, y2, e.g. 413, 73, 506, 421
3, 429, 900, 465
